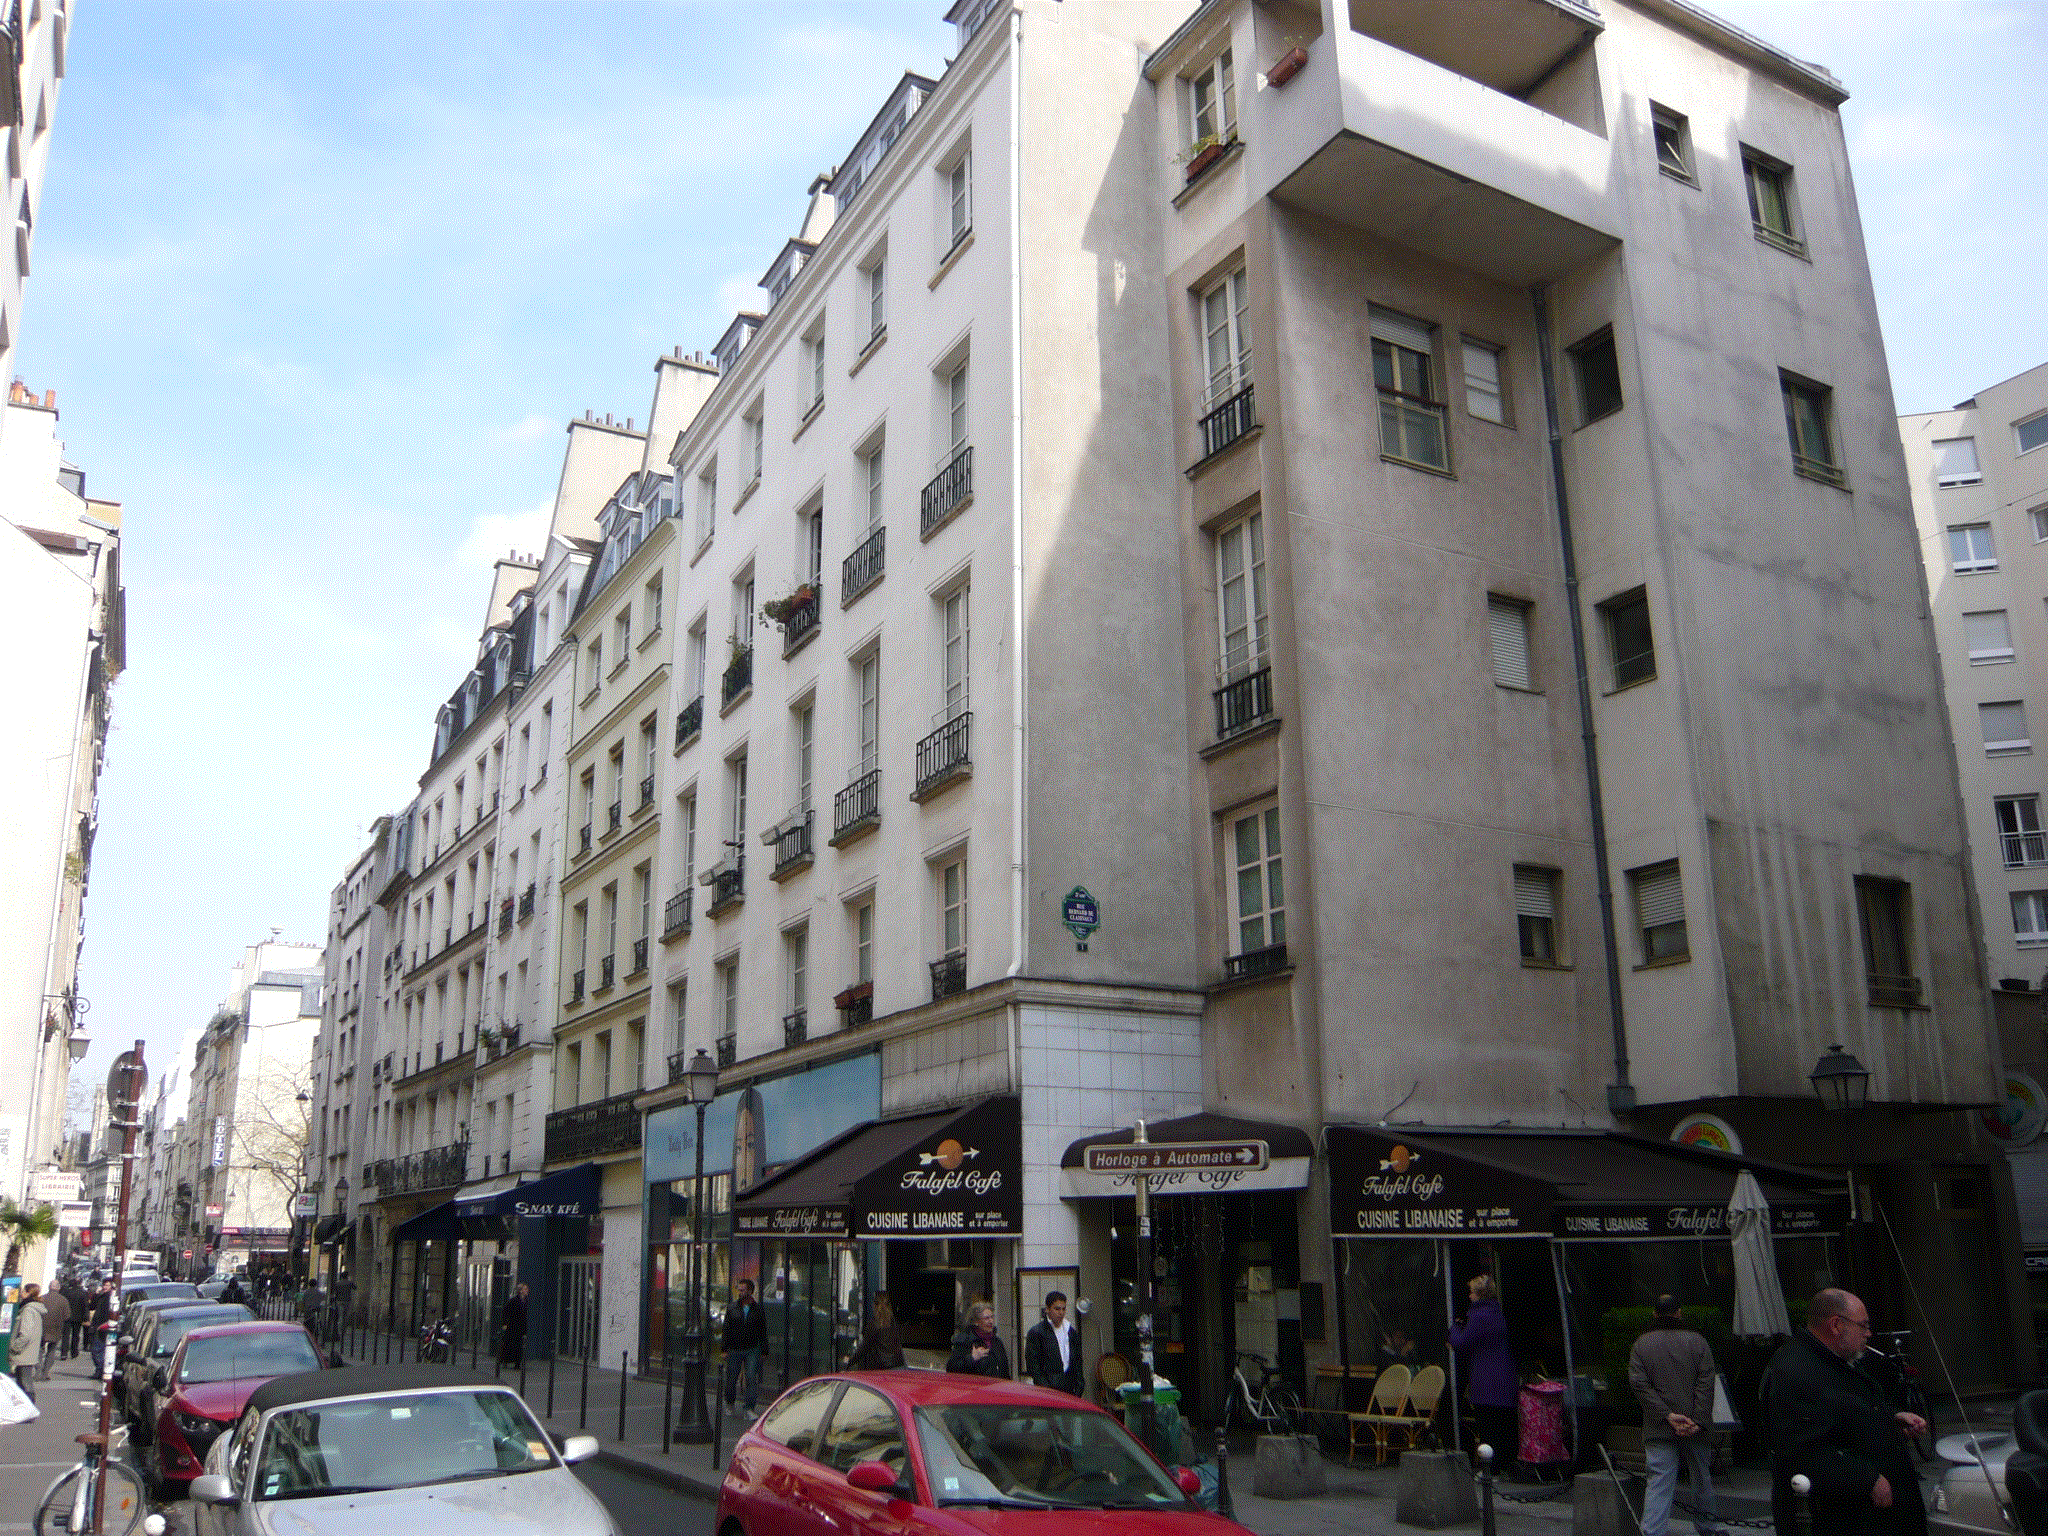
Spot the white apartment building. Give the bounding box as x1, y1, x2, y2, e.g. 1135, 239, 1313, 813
0, 0, 67, 397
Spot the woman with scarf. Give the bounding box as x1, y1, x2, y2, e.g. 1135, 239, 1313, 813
946, 1300, 1011, 1378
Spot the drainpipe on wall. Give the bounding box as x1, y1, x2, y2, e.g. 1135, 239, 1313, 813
1006, 2, 1028, 987
1530, 283, 1634, 1115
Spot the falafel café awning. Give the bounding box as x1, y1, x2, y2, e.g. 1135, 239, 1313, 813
1059, 1111, 1315, 1198
731, 1095, 1022, 1240
1325, 1126, 1846, 1240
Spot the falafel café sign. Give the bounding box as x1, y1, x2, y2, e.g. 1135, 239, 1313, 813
1326, 1129, 1554, 1238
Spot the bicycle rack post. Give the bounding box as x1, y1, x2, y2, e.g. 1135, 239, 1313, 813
662, 1349, 674, 1455
579, 1344, 591, 1430
547, 1350, 557, 1418
619, 1351, 629, 1441
1479, 1443, 1497, 1536
1215, 1423, 1235, 1520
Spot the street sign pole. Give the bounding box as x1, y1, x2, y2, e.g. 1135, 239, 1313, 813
1132, 1120, 1159, 1460
94, 1043, 147, 1535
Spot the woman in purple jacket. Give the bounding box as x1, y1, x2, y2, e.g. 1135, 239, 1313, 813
1449, 1275, 1519, 1466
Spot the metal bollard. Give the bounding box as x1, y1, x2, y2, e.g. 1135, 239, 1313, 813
662, 1350, 674, 1456
579, 1346, 590, 1430
711, 1391, 724, 1474
1215, 1423, 1235, 1520
547, 1350, 557, 1418
520, 1353, 528, 1400
619, 1351, 629, 1442
1478, 1444, 1497, 1536
1791, 1474, 1813, 1536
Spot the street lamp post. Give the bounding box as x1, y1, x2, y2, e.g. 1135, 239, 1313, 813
1809, 1043, 1871, 1289
674, 1049, 720, 1444
333, 1175, 350, 1289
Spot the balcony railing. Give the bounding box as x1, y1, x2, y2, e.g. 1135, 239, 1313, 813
666, 1049, 694, 1086
676, 695, 704, 748
914, 711, 972, 798
518, 883, 536, 920
599, 953, 616, 990
842, 526, 885, 605
638, 775, 655, 810
782, 590, 820, 654
771, 813, 814, 878
1214, 664, 1274, 738
663, 889, 693, 939
833, 768, 881, 842
707, 858, 745, 916
1223, 942, 1290, 983
929, 951, 967, 1001
2003, 830, 2048, 868
365, 1140, 469, 1197
569, 969, 586, 1003
631, 936, 649, 974
716, 1033, 736, 1068
578, 824, 592, 855
721, 646, 754, 708
1198, 382, 1257, 461
497, 897, 515, 935
543, 1091, 642, 1162
836, 982, 874, 1029
607, 800, 623, 833
783, 1009, 808, 1050
1867, 972, 1923, 1009
921, 445, 973, 538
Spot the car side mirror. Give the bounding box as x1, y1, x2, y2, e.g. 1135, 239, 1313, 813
558, 1434, 600, 1466
1175, 1467, 1203, 1498
189, 1475, 240, 1508
847, 1461, 911, 1497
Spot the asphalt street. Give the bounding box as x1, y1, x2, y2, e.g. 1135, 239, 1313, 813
573, 1459, 718, 1536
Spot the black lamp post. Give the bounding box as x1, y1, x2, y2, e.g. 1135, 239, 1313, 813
674, 1049, 720, 1443
1809, 1043, 1871, 1287
333, 1176, 350, 1288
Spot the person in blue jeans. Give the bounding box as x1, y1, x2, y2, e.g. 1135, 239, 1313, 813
722, 1278, 766, 1414
1629, 1294, 1726, 1536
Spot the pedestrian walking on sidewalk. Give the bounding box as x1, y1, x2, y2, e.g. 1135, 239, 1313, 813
86, 1279, 114, 1376
947, 1301, 1012, 1379
36, 1283, 69, 1379
60, 1276, 87, 1358
1023, 1292, 1084, 1396
8, 1283, 47, 1402
1449, 1275, 1518, 1467
500, 1283, 529, 1369
848, 1293, 905, 1371
1630, 1294, 1726, 1536
722, 1278, 766, 1415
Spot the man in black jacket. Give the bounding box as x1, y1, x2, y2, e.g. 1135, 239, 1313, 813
1766, 1289, 1929, 1536
1022, 1292, 1085, 1396
722, 1278, 766, 1415
500, 1283, 529, 1369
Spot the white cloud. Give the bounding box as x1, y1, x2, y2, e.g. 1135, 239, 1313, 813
454, 501, 553, 574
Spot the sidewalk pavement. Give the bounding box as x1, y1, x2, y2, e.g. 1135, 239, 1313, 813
0, 1351, 128, 1536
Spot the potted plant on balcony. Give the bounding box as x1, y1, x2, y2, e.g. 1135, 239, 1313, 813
1175, 132, 1235, 183
760, 583, 818, 630
833, 981, 873, 1011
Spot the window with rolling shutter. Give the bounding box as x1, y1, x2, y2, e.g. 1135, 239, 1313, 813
1630, 861, 1687, 962
1933, 437, 1982, 487
1489, 598, 1532, 689
1981, 700, 2031, 756
1514, 865, 1559, 963
1963, 610, 2013, 664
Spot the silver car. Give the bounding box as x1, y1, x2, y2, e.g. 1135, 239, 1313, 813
1929, 1429, 2017, 1536
187, 1365, 615, 1536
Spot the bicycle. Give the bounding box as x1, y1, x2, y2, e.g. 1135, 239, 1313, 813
1226, 1350, 1302, 1436
1866, 1329, 1935, 1462
33, 1422, 160, 1536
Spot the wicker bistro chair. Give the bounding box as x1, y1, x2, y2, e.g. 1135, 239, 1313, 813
1397, 1365, 1448, 1451
1346, 1363, 1413, 1465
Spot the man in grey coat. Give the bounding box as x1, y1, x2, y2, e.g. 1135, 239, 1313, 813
8, 1284, 47, 1402
1629, 1294, 1725, 1536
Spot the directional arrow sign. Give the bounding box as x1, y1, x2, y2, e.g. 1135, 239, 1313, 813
1083, 1141, 1269, 1174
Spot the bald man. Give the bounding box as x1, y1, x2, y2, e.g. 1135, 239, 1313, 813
1764, 1288, 1929, 1536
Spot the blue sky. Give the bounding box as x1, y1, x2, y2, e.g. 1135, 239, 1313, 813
38, 1, 2047, 1093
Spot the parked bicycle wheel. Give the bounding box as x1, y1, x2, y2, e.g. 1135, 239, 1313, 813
35, 1460, 148, 1536
1266, 1381, 1305, 1436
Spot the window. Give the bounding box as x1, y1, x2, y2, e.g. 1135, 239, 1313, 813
853, 899, 873, 985
735, 573, 755, 648
1217, 512, 1268, 683
1488, 596, 1533, 689
717, 957, 739, 1045
1742, 148, 1802, 252
941, 585, 970, 721
2019, 414, 2048, 458
857, 653, 880, 775
729, 753, 749, 846
745, 409, 764, 484
1949, 523, 1997, 573
803, 325, 826, 413
1964, 610, 2014, 665
1982, 701, 2031, 756
1934, 437, 1983, 487
939, 857, 967, 956
1231, 807, 1285, 955
945, 150, 972, 251
1651, 104, 1693, 182
585, 637, 603, 691
1996, 796, 2046, 868
864, 253, 887, 340
2031, 506, 2048, 543
2015, 892, 2048, 948
1187, 47, 1235, 146
807, 506, 824, 586
687, 620, 707, 700
1781, 374, 1843, 485
862, 441, 885, 530
785, 925, 808, 1015
793, 701, 814, 810
680, 794, 697, 886
1630, 861, 1687, 963
640, 716, 659, 786
1601, 588, 1655, 689
1514, 866, 1560, 963
666, 979, 686, 1053
645, 575, 663, 635
1371, 306, 1447, 470
1462, 339, 1507, 425
819, 1383, 906, 1474
1201, 267, 1251, 408
579, 768, 596, 837
635, 864, 652, 944
613, 608, 632, 667
947, 361, 969, 454
1856, 877, 1916, 999
1570, 328, 1623, 425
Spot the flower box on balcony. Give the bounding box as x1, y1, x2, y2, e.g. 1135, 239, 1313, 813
833, 981, 873, 1011
1183, 138, 1227, 182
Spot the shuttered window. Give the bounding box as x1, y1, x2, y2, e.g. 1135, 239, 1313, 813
1489, 598, 1532, 689
1982, 700, 2031, 756
1963, 610, 2013, 664
1630, 861, 1688, 962
1514, 866, 1558, 963
1934, 437, 1982, 487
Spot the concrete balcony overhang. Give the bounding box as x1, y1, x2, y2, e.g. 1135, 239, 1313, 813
1347, 0, 1601, 99
1248, 22, 1620, 286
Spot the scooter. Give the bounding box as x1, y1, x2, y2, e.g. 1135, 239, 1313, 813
416, 1315, 456, 1363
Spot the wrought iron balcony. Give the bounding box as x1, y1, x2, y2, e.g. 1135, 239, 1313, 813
518, 883, 536, 920
578, 824, 592, 854
929, 951, 967, 1001
607, 800, 623, 833
716, 1033, 736, 1069
771, 813, 814, 879
1198, 381, 1257, 461
569, 969, 586, 1003
366, 1139, 469, 1197
782, 590, 820, 655
498, 897, 515, 935
675, 695, 703, 748
666, 1048, 694, 1086
921, 445, 972, 538
631, 937, 649, 974
783, 1009, 808, 1050
1214, 664, 1274, 739
599, 953, 616, 991
836, 982, 873, 1029
1867, 972, 1923, 1009
543, 1091, 641, 1162
663, 888, 693, 939
914, 711, 972, 798
842, 526, 885, 605
721, 645, 754, 708
832, 768, 881, 843
1223, 942, 1289, 984
706, 858, 745, 917
638, 775, 655, 810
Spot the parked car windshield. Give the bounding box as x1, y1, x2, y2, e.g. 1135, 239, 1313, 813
151, 1307, 254, 1358
913, 1404, 1189, 1510
251, 1389, 558, 1499
179, 1332, 323, 1385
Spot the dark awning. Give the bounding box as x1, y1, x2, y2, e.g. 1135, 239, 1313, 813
1059, 1111, 1315, 1198
1326, 1127, 1846, 1240
312, 1214, 347, 1246
454, 1163, 601, 1221
733, 1096, 1021, 1240
391, 1200, 461, 1245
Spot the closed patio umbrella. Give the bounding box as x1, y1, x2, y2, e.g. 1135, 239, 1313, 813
1729, 1170, 1792, 1341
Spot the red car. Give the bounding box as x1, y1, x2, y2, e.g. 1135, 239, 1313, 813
716, 1371, 1249, 1536
149, 1320, 330, 1496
